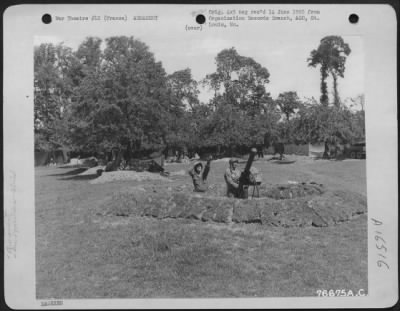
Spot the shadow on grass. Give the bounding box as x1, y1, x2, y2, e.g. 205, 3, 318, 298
313, 156, 349, 162
48, 168, 88, 176
58, 165, 90, 169
58, 174, 98, 181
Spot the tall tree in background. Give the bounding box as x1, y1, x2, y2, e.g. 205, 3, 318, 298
295, 98, 360, 146
34, 43, 75, 151
167, 68, 200, 111
68, 37, 105, 153
67, 36, 185, 159
273, 92, 303, 144
275, 91, 302, 121
204, 47, 271, 115
308, 36, 351, 106
34, 38, 362, 159
201, 48, 276, 153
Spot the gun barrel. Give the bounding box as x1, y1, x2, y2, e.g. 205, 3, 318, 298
244, 148, 257, 173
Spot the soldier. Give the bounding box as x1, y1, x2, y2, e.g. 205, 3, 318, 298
224, 159, 242, 198
188, 157, 212, 192
256, 145, 264, 158
273, 141, 285, 160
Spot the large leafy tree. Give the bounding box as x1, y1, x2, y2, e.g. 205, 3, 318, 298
308, 36, 351, 106
201, 48, 277, 152
167, 68, 200, 111
273, 92, 304, 144
69, 36, 183, 158
295, 98, 359, 145
165, 68, 203, 151
275, 91, 302, 121
34, 43, 75, 151
67, 37, 106, 153
204, 47, 271, 116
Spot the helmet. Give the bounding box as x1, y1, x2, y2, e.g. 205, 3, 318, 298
229, 158, 239, 165
193, 162, 203, 170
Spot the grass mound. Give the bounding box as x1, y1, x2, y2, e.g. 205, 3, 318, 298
262, 183, 324, 200
90, 171, 171, 184
97, 183, 366, 228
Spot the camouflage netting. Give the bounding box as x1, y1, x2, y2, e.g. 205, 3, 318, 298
97, 183, 367, 227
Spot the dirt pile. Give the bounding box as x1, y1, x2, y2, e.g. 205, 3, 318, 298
98, 183, 367, 227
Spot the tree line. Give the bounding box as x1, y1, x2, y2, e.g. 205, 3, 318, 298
34, 35, 365, 158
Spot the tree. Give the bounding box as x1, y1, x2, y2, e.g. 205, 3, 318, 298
200, 48, 277, 153
308, 36, 351, 106
66, 37, 107, 153
167, 68, 200, 111
349, 94, 365, 112
275, 91, 302, 121
69, 36, 183, 158
199, 103, 249, 153
295, 99, 358, 145
204, 47, 271, 116
75, 37, 103, 70
34, 43, 75, 151
348, 107, 365, 141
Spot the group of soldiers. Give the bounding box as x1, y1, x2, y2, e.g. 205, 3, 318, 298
188, 152, 261, 199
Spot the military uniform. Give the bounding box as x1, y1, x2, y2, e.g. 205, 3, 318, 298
189, 161, 210, 192
224, 163, 242, 198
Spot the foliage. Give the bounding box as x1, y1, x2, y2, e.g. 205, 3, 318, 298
67, 36, 184, 156
34, 37, 364, 158
350, 110, 365, 141
34, 43, 75, 150
308, 36, 351, 106
295, 99, 363, 145
275, 91, 302, 121
200, 48, 277, 153
349, 94, 365, 112
167, 68, 200, 111
204, 47, 271, 116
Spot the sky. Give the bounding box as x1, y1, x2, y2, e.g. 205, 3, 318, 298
34, 23, 364, 106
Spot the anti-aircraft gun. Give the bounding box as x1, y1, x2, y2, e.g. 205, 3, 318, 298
238, 148, 258, 199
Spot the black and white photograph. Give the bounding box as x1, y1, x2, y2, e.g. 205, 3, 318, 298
3, 3, 398, 309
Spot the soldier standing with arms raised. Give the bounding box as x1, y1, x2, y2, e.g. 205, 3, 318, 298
189, 156, 212, 192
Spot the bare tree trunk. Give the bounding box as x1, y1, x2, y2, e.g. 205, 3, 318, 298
114, 148, 123, 170
332, 72, 340, 107
323, 141, 330, 158
126, 141, 132, 161
320, 65, 329, 106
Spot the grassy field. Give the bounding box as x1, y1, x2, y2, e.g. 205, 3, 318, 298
36, 156, 367, 298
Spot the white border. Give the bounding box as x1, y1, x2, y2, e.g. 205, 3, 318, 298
3, 4, 398, 309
